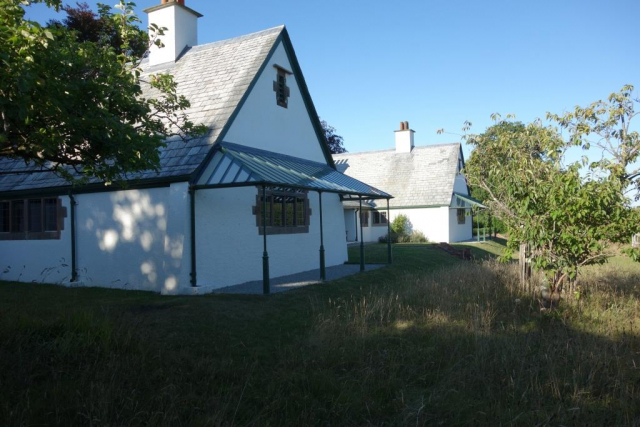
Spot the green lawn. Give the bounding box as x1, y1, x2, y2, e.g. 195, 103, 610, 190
1, 241, 640, 425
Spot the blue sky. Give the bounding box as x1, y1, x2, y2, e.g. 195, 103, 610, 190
25, 0, 639, 159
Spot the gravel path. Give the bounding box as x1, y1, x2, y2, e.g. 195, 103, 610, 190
215, 264, 386, 294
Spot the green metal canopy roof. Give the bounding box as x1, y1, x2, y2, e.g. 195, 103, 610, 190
195, 142, 392, 199
453, 192, 487, 209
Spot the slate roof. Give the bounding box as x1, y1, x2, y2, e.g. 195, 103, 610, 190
0, 25, 284, 194
333, 144, 463, 208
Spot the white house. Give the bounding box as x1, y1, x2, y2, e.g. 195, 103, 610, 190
0, 0, 390, 294
334, 121, 481, 243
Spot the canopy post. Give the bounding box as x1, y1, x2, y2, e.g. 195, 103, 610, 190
69, 191, 78, 282
262, 185, 270, 294
483, 213, 487, 242
359, 197, 365, 272
318, 192, 326, 281
189, 186, 197, 287
386, 198, 392, 264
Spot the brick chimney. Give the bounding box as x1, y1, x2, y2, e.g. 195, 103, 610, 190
144, 0, 203, 66
395, 121, 415, 153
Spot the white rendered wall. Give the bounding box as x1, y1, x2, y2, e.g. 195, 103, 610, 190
223, 41, 328, 163
448, 206, 473, 243
354, 211, 389, 243
75, 187, 173, 292
344, 210, 357, 242
394, 129, 415, 153
448, 173, 473, 242
0, 196, 73, 283
162, 182, 191, 292
147, 5, 198, 66
389, 207, 451, 243
452, 173, 468, 195
195, 187, 348, 289
352, 207, 452, 243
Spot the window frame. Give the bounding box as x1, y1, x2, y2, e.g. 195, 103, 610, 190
372, 210, 388, 226
253, 188, 311, 235
457, 208, 466, 225
0, 197, 65, 240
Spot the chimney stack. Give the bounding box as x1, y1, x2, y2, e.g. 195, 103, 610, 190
395, 121, 415, 153
144, 0, 203, 66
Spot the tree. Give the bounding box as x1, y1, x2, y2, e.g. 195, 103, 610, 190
547, 84, 640, 200
48, 2, 148, 58
0, 0, 205, 184
320, 119, 347, 154
464, 90, 640, 298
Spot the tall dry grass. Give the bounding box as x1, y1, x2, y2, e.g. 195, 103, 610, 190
311, 260, 640, 425
1, 258, 638, 425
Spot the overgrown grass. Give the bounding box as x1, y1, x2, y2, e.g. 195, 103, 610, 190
1, 242, 639, 425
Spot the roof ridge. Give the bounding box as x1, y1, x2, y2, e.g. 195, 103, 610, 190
140, 25, 285, 69
333, 142, 461, 157
189, 25, 285, 50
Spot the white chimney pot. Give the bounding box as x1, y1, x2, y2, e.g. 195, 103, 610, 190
144, 1, 202, 66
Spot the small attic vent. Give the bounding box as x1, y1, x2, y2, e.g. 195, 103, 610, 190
273, 65, 292, 108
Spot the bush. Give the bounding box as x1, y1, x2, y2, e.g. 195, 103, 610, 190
379, 230, 428, 244
391, 214, 410, 235
379, 233, 399, 243
409, 230, 428, 243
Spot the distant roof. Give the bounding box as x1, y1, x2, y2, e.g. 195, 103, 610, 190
197, 142, 391, 199
333, 144, 462, 207
0, 26, 284, 194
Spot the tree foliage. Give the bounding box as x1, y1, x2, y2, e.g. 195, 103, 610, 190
48, 2, 148, 58
465, 88, 640, 293
320, 119, 347, 154
0, 0, 206, 183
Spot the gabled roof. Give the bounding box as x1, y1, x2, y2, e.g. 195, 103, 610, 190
0, 25, 335, 196
333, 144, 463, 207
196, 142, 390, 199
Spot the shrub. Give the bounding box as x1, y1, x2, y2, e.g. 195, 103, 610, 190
379, 233, 399, 243
379, 230, 428, 244
409, 230, 428, 243
391, 214, 410, 235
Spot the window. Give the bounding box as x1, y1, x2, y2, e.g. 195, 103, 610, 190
11, 201, 24, 232
273, 65, 291, 108
372, 211, 388, 226
457, 208, 466, 224
0, 201, 9, 232
44, 199, 58, 231
28, 199, 42, 232
360, 211, 370, 227
254, 188, 310, 235
0, 198, 65, 240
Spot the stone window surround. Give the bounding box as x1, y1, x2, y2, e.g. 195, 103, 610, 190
253, 188, 311, 235
0, 197, 66, 240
